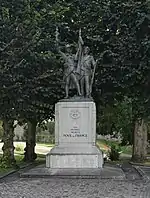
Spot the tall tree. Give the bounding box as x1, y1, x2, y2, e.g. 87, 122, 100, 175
0, 0, 63, 164
50, 0, 150, 161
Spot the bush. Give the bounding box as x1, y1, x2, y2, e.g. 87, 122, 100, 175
109, 145, 120, 161
15, 144, 24, 152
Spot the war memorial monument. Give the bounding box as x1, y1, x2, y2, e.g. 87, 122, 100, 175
46, 29, 103, 169
21, 29, 124, 179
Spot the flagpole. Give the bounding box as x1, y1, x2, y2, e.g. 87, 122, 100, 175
76, 28, 84, 75
90, 60, 98, 94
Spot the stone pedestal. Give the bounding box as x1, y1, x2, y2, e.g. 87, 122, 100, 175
46, 101, 103, 168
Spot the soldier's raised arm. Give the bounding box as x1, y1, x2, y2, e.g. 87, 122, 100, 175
79, 29, 84, 45
75, 29, 84, 58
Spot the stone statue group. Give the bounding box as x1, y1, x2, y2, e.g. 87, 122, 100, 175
56, 28, 96, 99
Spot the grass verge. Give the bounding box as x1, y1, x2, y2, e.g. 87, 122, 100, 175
0, 153, 45, 175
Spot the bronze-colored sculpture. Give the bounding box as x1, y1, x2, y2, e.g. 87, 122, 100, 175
56, 27, 96, 99
79, 46, 96, 97
76, 30, 96, 97
56, 28, 81, 98
58, 44, 81, 98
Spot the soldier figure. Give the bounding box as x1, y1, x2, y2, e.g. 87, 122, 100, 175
58, 44, 81, 98
80, 46, 96, 97
56, 27, 96, 99
76, 29, 96, 98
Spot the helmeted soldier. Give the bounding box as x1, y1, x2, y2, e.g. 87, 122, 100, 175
58, 44, 81, 98
80, 46, 96, 97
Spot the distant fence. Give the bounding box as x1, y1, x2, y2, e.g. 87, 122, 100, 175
36, 134, 55, 144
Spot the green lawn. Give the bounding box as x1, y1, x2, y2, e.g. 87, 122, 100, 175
0, 153, 45, 175
120, 145, 132, 155
36, 143, 54, 147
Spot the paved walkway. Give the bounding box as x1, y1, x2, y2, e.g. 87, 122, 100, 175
0, 176, 150, 198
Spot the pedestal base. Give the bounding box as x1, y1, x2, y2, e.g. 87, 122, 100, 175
46, 101, 103, 169
46, 145, 103, 168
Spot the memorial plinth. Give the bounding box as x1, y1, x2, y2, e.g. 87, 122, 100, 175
46, 101, 103, 169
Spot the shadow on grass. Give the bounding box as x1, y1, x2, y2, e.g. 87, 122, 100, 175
0, 153, 46, 175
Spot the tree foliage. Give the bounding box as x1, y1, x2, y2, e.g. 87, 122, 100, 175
0, 0, 62, 164
0, 0, 150, 164
0, 0, 64, 122
44, 0, 150, 110
97, 98, 133, 145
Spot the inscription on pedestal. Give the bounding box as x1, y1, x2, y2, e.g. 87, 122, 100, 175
63, 125, 88, 138
60, 106, 89, 143
63, 134, 88, 137
63, 115, 88, 138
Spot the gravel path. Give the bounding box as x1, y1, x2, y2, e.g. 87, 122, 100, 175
0, 177, 150, 198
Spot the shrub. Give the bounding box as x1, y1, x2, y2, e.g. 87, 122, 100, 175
15, 144, 24, 152
109, 145, 120, 161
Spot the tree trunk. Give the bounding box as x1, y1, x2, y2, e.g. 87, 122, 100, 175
2, 119, 15, 166
24, 120, 37, 162
132, 118, 148, 162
